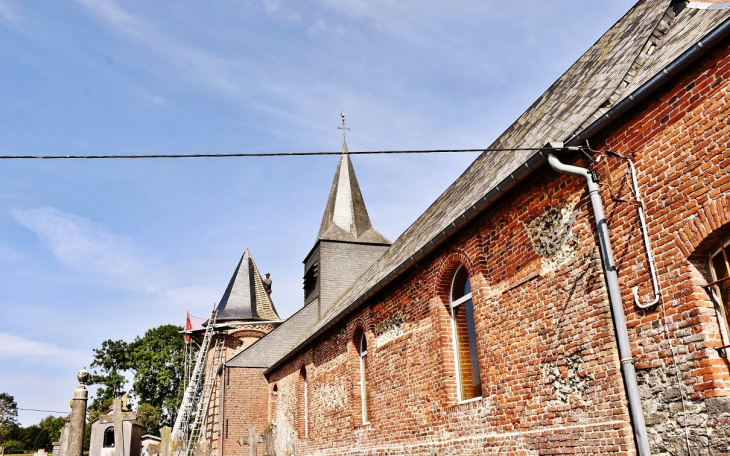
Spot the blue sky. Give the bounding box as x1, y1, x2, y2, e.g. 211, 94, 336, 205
0, 0, 638, 426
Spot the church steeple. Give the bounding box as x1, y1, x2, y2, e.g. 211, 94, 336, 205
215, 248, 280, 322
302, 114, 391, 309
317, 115, 389, 245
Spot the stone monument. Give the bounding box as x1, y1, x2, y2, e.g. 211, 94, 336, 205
58, 367, 89, 456
89, 396, 142, 456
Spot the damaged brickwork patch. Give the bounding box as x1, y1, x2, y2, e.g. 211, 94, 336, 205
375, 305, 406, 347
540, 352, 591, 406
525, 197, 580, 272
638, 365, 730, 455
311, 381, 348, 412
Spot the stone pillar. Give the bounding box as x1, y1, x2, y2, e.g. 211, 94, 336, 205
66, 367, 89, 456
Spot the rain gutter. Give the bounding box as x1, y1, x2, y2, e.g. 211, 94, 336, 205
567, 13, 730, 147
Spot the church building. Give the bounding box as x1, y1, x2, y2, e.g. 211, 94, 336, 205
191, 2, 730, 454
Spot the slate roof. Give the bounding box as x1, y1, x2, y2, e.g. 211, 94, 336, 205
215, 248, 280, 322
317, 142, 390, 244
230, 1, 730, 371
227, 299, 321, 368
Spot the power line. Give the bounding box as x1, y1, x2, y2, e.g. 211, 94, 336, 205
0, 147, 563, 160
18, 408, 67, 414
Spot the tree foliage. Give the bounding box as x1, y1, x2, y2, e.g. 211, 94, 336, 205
88, 339, 130, 417
0, 393, 19, 445
0, 393, 18, 428
129, 325, 186, 427
135, 403, 162, 436
37, 416, 65, 444
88, 324, 186, 430
0, 401, 65, 453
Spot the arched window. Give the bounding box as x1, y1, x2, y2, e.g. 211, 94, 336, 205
449, 265, 482, 401
270, 384, 279, 421
355, 329, 370, 424
708, 238, 730, 340
103, 427, 114, 448
298, 367, 308, 439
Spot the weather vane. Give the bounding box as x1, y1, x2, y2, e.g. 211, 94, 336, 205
338, 112, 350, 142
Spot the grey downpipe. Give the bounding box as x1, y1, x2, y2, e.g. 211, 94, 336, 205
547, 151, 651, 456
219, 364, 226, 456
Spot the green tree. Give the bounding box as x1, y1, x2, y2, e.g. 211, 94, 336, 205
1, 413, 66, 452
38, 416, 65, 444
87, 324, 187, 428
135, 403, 162, 436
2, 439, 24, 453
0, 393, 19, 445
129, 325, 185, 427
18, 425, 42, 451
88, 339, 130, 418
0, 393, 18, 428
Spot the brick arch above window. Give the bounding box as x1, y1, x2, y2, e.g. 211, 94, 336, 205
432, 249, 481, 304
676, 193, 730, 258
351, 324, 368, 352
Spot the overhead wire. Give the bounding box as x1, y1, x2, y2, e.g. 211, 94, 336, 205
0, 146, 579, 160
17, 408, 68, 414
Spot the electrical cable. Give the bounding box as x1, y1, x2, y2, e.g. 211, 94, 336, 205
17, 408, 67, 414
0, 146, 575, 160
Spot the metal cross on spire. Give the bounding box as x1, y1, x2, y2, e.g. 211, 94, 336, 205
338, 112, 350, 142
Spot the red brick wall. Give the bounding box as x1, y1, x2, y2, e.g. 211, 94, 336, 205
200, 324, 279, 455
219, 367, 269, 456
222, 37, 730, 456
262, 156, 635, 454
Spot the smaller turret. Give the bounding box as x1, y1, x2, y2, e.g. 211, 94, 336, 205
216, 248, 280, 322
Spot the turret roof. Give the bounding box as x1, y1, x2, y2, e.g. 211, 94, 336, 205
215, 248, 280, 322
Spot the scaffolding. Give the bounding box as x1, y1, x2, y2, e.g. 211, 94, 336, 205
171, 310, 219, 449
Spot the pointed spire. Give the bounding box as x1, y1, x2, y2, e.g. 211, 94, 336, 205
317, 122, 389, 245
215, 248, 280, 322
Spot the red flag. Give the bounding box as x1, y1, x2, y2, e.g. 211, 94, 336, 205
185, 311, 192, 343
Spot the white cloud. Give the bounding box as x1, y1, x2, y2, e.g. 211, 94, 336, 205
75, 0, 252, 98
12, 207, 154, 288
11, 207, 218, 306
0, 0, 21, 24
0, 242, 26, 262
131, 87, 168, 106
69, 0, 456, 144
0, 333, 88, 365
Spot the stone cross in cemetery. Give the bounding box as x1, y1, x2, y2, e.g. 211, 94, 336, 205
112, 397, 127, 456
159, 427, 171, 456
237, 425, 262, 456
89, 395, 141, 456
